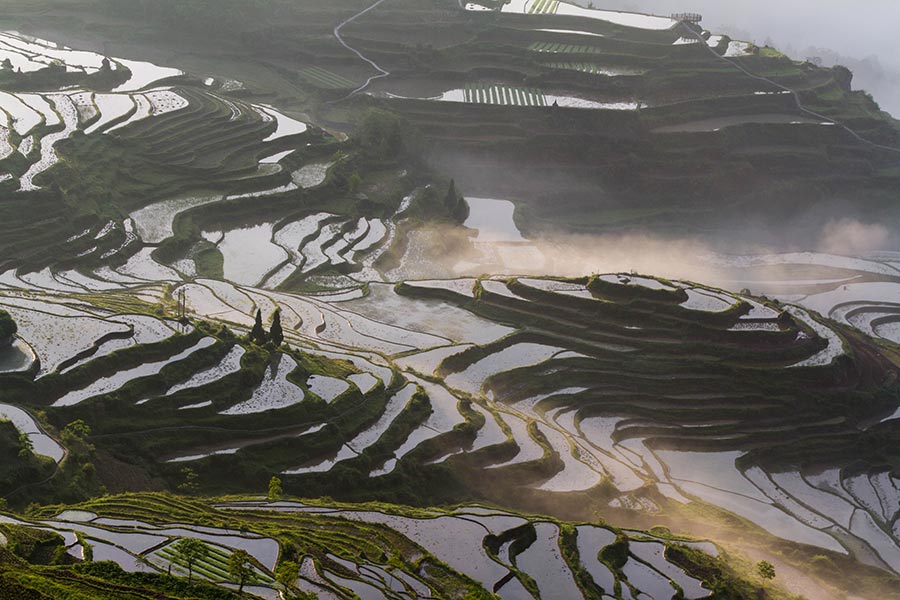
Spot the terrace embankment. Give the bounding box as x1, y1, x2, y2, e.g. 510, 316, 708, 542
4, 0, 899, 248
2, 268, 899, 596
0, 491, 801, 600
337, 2, 900, 244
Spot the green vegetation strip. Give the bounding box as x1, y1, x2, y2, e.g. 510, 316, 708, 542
529, 42, 602, 54
298, 67, 355, 90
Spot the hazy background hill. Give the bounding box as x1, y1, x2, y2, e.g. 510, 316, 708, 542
578, 0, 900, 116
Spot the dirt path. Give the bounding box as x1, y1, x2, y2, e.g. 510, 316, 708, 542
334, 0, 392, 97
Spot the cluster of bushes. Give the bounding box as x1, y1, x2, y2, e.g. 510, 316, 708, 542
356, 109, 425, 163
0, 421, 54, 497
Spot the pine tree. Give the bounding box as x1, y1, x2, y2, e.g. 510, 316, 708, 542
269, 310, 284, 346
250, 309, 266, 344
445, 179, 469, 223
445, 179, 459, 211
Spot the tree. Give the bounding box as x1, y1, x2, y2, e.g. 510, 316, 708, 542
348, 172, 362, 192
446, 179, 469, 223
0, 309, 18, 342
177, 467, 199, 494
275, 560, 300, 592
250, 309, 267, 344
359, 109, 402, 158
269, 310, 284, 346
61, 420, 91, 441
356, 108, 423, 161
757, 560, 776, 581
173, 538, 209, 583
17, 432, 34, 459
61, 420, 94, 457
268, 476, 283, 501
228, 549, 255, 593
444, 179, 459, 211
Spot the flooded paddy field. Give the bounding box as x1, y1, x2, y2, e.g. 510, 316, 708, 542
0, 2, 899, 598
0, 492, 732, 600
2, 260, 898, 595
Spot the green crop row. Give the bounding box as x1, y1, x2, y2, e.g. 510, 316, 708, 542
298, 67, 355, 90
543, 62, 622, 75
529, 41, 602, 54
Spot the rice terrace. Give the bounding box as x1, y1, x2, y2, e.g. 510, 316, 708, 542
0, 0, 899, 599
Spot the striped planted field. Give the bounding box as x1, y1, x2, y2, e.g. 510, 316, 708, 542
542, 62, 643, 76
528, 41, 603, 54
464, 83, 546, 106
298, 66, 356, 89
155, 543, 275, 585
528, 0, 560, 14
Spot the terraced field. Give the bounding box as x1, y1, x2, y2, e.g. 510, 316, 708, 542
342, 0, 900, 244
699, 251, 900, 349
0, 30, 453, 291
461, 84, 547, 107
0, 2, 898, 598
297, 67, 356, 90
541, 62, 645, 76
0, 492, 758, 600
1, 261, 899, 595
529, 41, 604, 54
7, 0, 899, 245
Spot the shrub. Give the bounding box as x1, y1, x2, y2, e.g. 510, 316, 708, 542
599, 535, 629, 570
757, 560, 776, 580
0, 309, 16, 342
